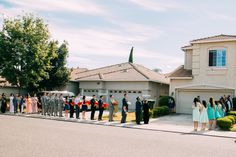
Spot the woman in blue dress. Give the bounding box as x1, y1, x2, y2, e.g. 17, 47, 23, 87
192, 98, 200, 131
199, 100, 209, 131
207, 98, 216, 130
215, 101, 224, 119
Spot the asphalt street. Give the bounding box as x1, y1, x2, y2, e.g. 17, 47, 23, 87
0, 115, 235, 157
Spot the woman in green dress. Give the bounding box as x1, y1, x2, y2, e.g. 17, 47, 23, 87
207, 98, 216, 130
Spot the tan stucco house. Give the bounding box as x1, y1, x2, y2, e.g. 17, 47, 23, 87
169, 34, 236, 114
74, 62, 169, 110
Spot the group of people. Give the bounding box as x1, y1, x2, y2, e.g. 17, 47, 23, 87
0, 93, 39, 114
192, 95, 233, 131
0, 92, 151, 125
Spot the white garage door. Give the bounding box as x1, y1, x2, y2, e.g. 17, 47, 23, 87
177, 90, 234, 114
110, 91, 143, 111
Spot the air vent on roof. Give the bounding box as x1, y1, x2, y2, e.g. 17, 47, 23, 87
99, 73, 104, 79
123, 69, 128, 72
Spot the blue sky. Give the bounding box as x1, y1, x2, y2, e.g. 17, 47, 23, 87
1, 0, 236, 73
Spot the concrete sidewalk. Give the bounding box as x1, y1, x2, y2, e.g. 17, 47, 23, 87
1, 112, 236, 139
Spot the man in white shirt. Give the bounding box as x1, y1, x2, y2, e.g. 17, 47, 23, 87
75, 94, 81, 119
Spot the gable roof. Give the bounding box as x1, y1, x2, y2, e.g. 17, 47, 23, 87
190, 34, 236, 44
168, 65, 192, 78
74, 62, 169, 84
69, 68, 88, 81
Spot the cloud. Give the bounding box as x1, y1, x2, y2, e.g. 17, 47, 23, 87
49, 20, 164, 56
6, 0, 108, 16
128, 0, 184, 12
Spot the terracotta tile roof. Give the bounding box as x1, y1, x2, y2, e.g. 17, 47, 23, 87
74, 62, 169, 84
168, 65, 192, 78
190, 34, 236, 44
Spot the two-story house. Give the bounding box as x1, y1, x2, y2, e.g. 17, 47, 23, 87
169, 34, 236, 114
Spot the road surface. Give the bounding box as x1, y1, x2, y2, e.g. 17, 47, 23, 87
0, 115, 235, 157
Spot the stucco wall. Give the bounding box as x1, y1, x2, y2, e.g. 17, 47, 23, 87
186, 41, 236, 95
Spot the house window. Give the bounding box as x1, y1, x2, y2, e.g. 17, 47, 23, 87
209, 49, 226, 67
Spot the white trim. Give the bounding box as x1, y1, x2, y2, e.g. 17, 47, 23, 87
190, 38, 236, 44
175, 84, 235, 90
170, 77, 193, 80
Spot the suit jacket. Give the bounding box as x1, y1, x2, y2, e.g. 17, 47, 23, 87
122, 98, 128, 111
98, 99, 103, 109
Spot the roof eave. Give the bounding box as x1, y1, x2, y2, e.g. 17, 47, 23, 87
169, 77, 193, 80
190, 39, 236, 44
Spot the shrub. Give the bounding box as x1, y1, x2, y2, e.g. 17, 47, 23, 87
225, 115, 236, 124
149, 110, 153, 118
217, 117, 233, 130
152, 106, 169, 118
158, 96, 169, 106
162, 106, 170, 115
227, 111, 236, 117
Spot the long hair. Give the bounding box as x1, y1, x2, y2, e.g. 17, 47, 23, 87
202, 100, 207, 108
193, 98, 198, 107
83, 96, 86, 103
209, 97, 215, 108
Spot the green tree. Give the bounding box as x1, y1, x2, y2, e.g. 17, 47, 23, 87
0, 14, 52, 92
38, 40, 70, 91
128, 46, 134, 63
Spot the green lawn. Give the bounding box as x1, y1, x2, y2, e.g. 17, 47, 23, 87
102, 112, 136, 122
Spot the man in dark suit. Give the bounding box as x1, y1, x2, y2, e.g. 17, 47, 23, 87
135, 97, 142, 125
90, 95, 96, 120
98, 95, 104, 121
121, 94, 128, 123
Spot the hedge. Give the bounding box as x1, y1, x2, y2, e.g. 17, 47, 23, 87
217, 115, 236, 130
217, 117, 233, 130
152, 106, 169, 118
158, 96, 169, 106
227, 111, 236, 117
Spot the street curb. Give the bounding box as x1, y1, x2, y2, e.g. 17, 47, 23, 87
1, 113, 235, 139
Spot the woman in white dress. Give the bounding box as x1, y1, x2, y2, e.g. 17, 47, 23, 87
9, 93, 14, 113
31, 94, 38, 113
192, 97, 201, 131
199, 100, 209, 131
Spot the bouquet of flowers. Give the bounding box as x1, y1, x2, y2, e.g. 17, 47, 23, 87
102, 103, 108, 109
94, 101, 99, 108
78, 101, 83, 106
85, 100, 90, 106
112, 100, 118, 106
127, 101, 131, 105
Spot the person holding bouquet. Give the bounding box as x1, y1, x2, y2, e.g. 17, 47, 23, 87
90, 95, 97, 120
121, 94, 128, 123
81, 96, 88, 120
70, 97, 75, 118
98, 95, 104, 121
64, 96, 70, 118
108, 95, 115, 122
75, 94, 81, 119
